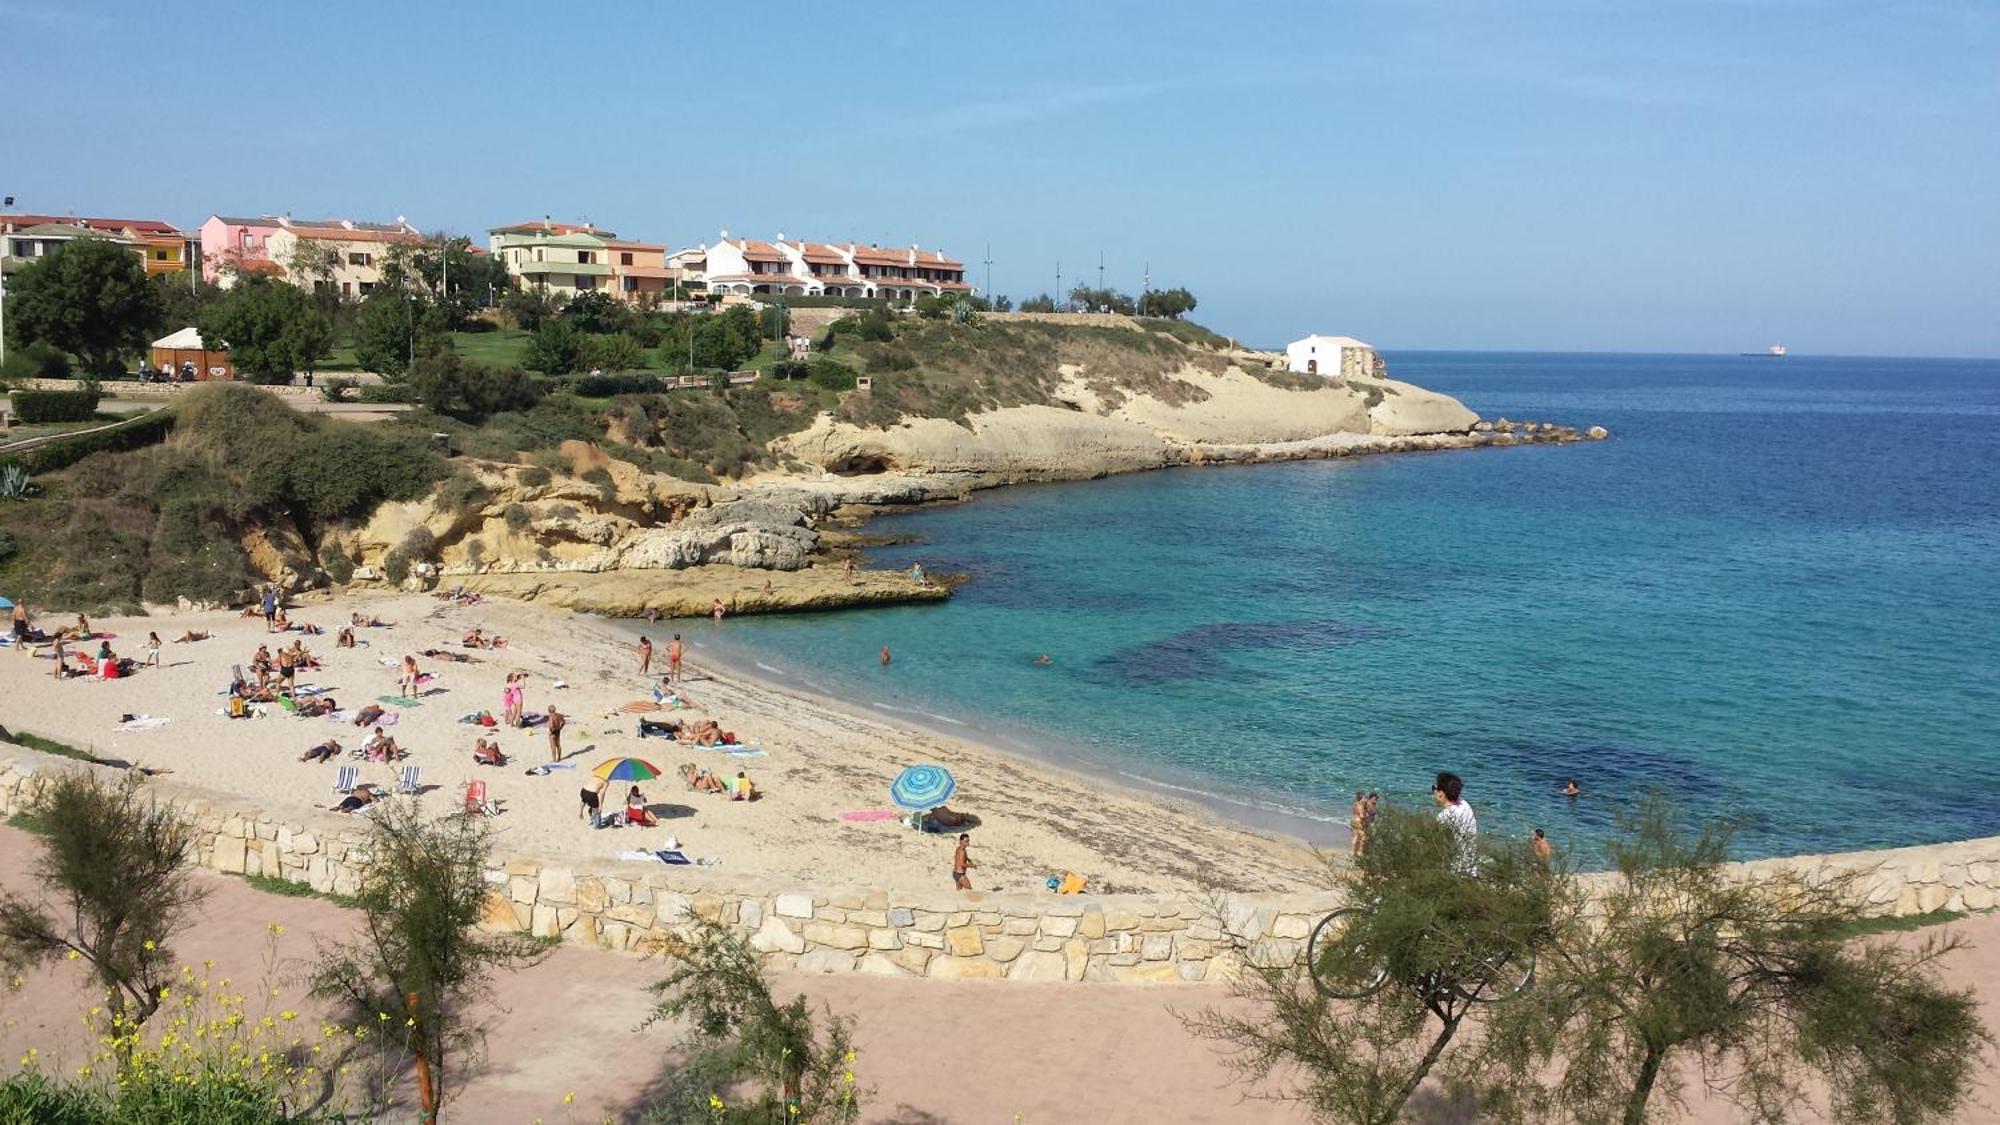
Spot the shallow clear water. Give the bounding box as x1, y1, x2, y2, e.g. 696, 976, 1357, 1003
691, 353, 2000, 860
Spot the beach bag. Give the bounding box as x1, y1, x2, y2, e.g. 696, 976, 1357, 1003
228, 696, 248, 719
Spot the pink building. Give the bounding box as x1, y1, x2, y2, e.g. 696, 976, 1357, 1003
198, 215, 287, 284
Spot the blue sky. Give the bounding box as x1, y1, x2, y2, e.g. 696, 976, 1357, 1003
3, 0, 1995, 355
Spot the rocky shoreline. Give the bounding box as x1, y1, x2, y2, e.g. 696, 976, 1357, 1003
310, 414, 1607, 619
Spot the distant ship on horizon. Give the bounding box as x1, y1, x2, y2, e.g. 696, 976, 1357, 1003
1741, 344, 1788, 357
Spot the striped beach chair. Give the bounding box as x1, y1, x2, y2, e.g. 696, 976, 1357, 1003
396, 765, 422, 795
333, 765, 358, 794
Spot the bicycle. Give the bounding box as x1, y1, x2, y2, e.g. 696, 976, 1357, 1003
1305, 902, 1536, 1003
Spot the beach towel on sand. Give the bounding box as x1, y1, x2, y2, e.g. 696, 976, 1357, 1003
378, 695, 424, 708
838, 810, 899, 822
618, 849, 698, 865
524, 762, 578, 776
618, 701, 662, 714
115, 716, 173, 732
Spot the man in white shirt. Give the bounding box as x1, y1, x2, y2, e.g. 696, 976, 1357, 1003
1433, 771, 1478, 875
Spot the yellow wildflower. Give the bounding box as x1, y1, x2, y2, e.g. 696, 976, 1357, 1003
268, 922, 286, 936
564, 1091, 576, 1105
65, 950, 80, 961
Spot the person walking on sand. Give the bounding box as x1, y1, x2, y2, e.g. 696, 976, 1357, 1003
143, 632, 162, 669
399, 654, 420, 699
546, 705, 566, 763
1531, 828, 1553, 873
952, 834, 976, 890
638, 635, 653, 676
261, 586, 278, 631
666, 634, 685, 683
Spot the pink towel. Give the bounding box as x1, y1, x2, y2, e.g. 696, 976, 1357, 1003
838, 810, 899, 822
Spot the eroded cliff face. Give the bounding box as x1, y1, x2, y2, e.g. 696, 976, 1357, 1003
773, 364, 1480, 479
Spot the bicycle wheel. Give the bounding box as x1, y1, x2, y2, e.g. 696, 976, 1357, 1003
1451, 946, 1535, 1003
1306, 908, 1389, 1000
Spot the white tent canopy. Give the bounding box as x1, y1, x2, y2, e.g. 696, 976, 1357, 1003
151, 326, 222, 349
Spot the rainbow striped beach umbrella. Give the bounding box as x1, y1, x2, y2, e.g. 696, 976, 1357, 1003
889, 764, 956, 810
592, 757, 664, 783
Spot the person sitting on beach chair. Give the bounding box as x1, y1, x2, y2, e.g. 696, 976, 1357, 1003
300, 739, 342, 763
680, 763, 727, 794
471, 738, 506, 767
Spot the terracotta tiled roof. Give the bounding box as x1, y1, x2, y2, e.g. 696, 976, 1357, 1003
2, 214, 184, 237
491, 219, 608, 237
602, 239, 664, 251
285, 225, 424, 245
799, 243, 849, 266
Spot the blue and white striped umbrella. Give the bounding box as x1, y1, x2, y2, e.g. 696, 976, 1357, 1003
889, 764, 957, 810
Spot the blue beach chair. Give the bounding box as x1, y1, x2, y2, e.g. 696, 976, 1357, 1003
333, 765, 358, 794
396, 765, 422, 795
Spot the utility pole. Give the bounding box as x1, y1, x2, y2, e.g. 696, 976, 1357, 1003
1141, 260, 1150, 314
982, 242, 993, 305
1097, 251, 1105, 302
1, 194, 12, 366
1055, 261, 1062, 311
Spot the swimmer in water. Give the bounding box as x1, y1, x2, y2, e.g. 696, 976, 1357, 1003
1562, 778, 1581, 799
880, 645, 892, 667
1033, 654, 1052, 666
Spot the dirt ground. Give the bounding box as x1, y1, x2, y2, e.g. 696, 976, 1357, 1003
0, 825, 1993, 1123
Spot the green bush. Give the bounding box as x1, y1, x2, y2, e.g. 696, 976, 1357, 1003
517, 466, 552, 487
357, 382, 415, 404
571, 371, 667, 397
285, 428, 448, 525
321, 550, 355, 585
585, 333, 647, 372
382, 548, 411, 584
503, 503, 531, 532
0, 341, 73, 381
432, 472, 490, 515
806, 358, 860, 391
11, 388, 103, 423
855, 313, 894, 342
15, 409, 175, 474
399, 526, 437, 560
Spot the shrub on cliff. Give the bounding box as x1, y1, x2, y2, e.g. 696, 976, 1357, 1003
11, 388, 102, 423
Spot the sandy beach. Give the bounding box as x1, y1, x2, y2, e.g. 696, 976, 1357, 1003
0, 590, 1323, 897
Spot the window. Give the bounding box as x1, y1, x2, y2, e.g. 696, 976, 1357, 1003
620, 252, 633, 266
577, 251, 594, 264
576, 275, 596, 290
152, 249, 167, 260
623, 277, 636, 291
348, 252, 369, 266
359, 282, 375, 295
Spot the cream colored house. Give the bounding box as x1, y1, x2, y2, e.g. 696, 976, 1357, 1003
266, 219, 423, 300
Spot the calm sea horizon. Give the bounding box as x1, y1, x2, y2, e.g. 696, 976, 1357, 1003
677, 351, 2000, 862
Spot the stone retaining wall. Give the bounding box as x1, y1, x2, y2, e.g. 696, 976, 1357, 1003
2, 753, 1995, 984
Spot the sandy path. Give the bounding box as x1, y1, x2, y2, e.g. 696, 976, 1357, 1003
0, 591, 1321, 896
1, 827, 1993, 1123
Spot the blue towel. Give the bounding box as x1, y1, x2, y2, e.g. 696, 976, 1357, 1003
657, 850, 691, 865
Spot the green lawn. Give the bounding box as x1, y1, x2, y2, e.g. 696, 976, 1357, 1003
451, 329, 532, 368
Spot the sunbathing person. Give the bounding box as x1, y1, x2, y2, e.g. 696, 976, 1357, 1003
298, 622, 324, 636
174, 630, 211, 644
300, 739, 342, 763
335, 626, 356, 649
730, 771, 757, 802
272, 608, 291, 631
471, 738, 506, 767
927, 805, 972, 829
352, 703, 388, 727
681, 719, 726, 747
361, 727, 402, 762
294, 695, 338, 718
637, 718, 681, 739
351, 613, 389, 628
625, 786, 659, 826
329, 785, 382, 814
680, 763, 726, 794
423, 648, 478, 664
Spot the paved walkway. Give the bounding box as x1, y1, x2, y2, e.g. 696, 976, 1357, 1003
0, 824, 1992, 1123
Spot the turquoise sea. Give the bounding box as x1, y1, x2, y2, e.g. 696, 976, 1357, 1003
688, 353, 2000, 861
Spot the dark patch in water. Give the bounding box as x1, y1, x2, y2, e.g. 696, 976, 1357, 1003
1090, 619, 1394, 685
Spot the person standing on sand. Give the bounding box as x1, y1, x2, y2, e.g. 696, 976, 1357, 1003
1531, 828, 1552, 872
1433, 771, 1477, 876
399, 655, 420, 699
666, 634, 685, 683
1350, 791, 1369, 856
638, 636, 653, 676
580, 774, 606, 824
144, 632, 162, 669
843, 557, 856, 585
952, 833, 975, 890
546, 705, 566, 763
261, 587, 278, 630
50, 635, 65, 680
10, 602, 28, 648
